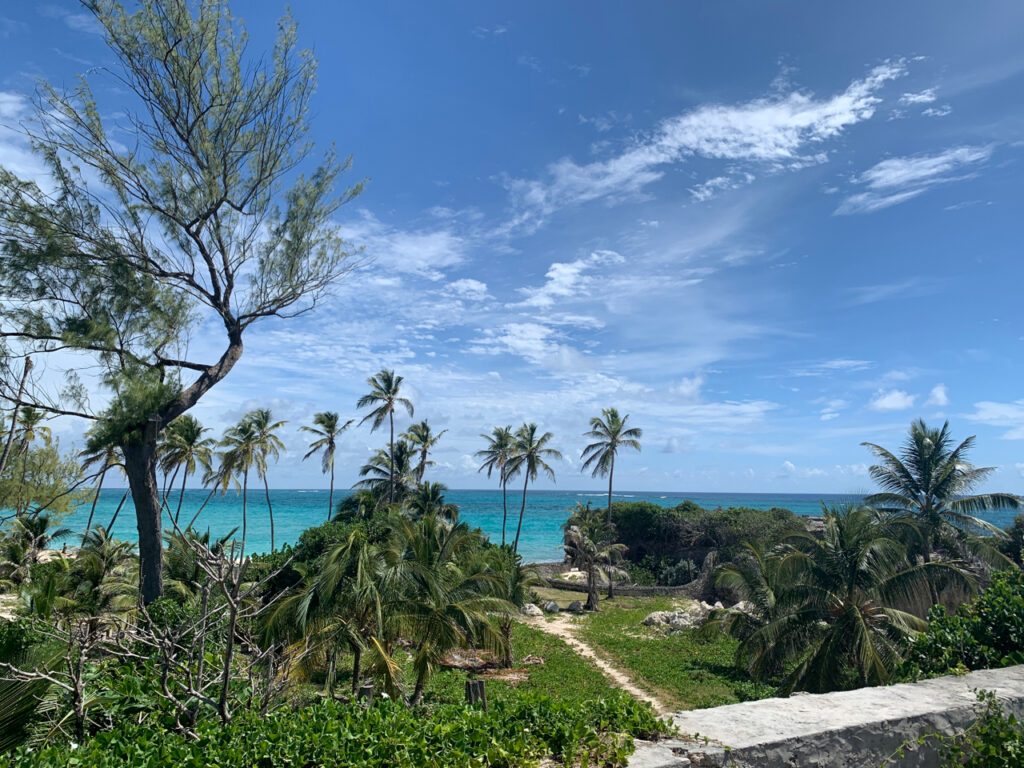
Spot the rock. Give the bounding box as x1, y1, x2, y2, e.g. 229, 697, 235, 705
520, 603, 543, 617
733, 600, 755, 615
567, 600, 584, 613
543, 601, 560, 613
642, 611, 674, 626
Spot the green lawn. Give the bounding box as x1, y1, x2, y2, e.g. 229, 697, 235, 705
572, 596, 774, 710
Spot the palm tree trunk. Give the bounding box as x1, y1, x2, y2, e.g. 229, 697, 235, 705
187, 484, 219, 530
325, 648, 337, 695
501, 477, 508, 548
241, 469, 249, 561
418, 447, 427, 483
175, 468, 189, 525
411, 668, 428, 706
586, 565, 599, 611
388, 411, 395, 505
607, 459, 616, 600
0, 356, 30, 480
106, 490, 129, 532
513, 472, 529, 555
263, 474, 275, 552
328, 456, 335, 521
84, 467, 107, 540
501, 618, 514, 668
351, 645, 362, 695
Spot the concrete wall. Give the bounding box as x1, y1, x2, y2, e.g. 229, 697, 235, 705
630, 665, 1024, 768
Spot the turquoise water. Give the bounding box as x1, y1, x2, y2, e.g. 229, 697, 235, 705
56, 488, 1021, 564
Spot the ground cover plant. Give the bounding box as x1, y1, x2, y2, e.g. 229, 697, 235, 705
572, 596, 773, 710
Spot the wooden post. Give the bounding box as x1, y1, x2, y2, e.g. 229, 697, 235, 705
465, 679, 487, 711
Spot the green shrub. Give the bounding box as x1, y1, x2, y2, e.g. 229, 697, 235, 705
898, 569, 1024, 680
10, 693, 668, 767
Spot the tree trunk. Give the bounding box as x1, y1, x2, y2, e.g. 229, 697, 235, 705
175, 468, 189, 525
240, 469, 249, 560
607, 460, 615, 600
351, 645, 362, 695
410, 669, 427, 706
586, 566, 599, 611
83, 466, 107, 540
501, 477, 507, 548
263, 474, 275, 552
187, 485, 219, 530
325, 648, 336, 695
0, 356, 30, 479
388, 410, 395, 505
107, 489, 129, 531
122, 418, 164, 605
513, 472, 529, 555
500, 618, 513, 668
328, 456, 335, 521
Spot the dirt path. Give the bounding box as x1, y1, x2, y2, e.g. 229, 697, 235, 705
524, 614, 670, 714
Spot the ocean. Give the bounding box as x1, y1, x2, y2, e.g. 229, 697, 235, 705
53, 488, 1023, 564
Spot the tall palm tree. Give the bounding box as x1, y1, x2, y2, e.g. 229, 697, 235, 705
716, 505, 971, 693
217, 417, 261, 557
79, 428, 124, 540
355, 440, 416, 504
505, 423, 562, 556
12, 407, 51, 516
581, 407, 642, 525
475, 425, 514, 547
401, 420, 447, 483
301, 412, 354, 520
862, 419, 1021, 565
406, 481, 459, 522
246, 408, 287, 552
158, 415, 216, 527
357, 370, 414, 505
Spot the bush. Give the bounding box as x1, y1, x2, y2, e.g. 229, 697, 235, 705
999, 514, 1024, 567
10, 693, 668, 767
898, 569, 1024, 680
610, 501, 802, 571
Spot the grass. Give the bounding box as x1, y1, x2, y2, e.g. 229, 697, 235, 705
318, 621, 618, 709
572, 596, 775, 710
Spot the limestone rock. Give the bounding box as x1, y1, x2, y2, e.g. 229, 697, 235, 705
520, 603, 543, 617
567, 600, 584, 613
543, 601, 560, 613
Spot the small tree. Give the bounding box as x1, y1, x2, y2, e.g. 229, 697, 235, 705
0, 0, 362, 603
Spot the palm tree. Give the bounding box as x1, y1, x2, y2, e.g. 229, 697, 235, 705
301, 412, 354, 520
357, 370, 414, 505
384, 514, 511, 705
217, 417, 261, 557
475, 425, 514, 547
406, 481, 459, 522
79, 429, 124, 540
354, 440, 416, 505
246, 409, 287, 552
562, 503, 627, 611
716, 505, 971, 693
485, 547, 543, 667
581, 407, 642, 525
505, 423, 562, 556
401, 420, 447, 483
862, 419, 1021, 565
158, 415, 216, 527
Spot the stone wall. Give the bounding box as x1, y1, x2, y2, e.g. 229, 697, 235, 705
629, 665, 1024, 768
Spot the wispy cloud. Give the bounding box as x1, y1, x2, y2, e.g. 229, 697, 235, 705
345, 211, 467, 281
899, 88, 937, 105
845, 276, 942, 306
922, 104, 952, 118
38, 4, 103, 34
503, 61, 908, 230
965, 399, 1024, 439
836, 145, 993, 215
511, 250, 625, 309
926, 384, 949, 407
791, 359, 874, 377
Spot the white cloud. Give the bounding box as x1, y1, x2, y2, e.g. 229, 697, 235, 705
836, 145, 993, 215
818, 399, 848, 421
346, 211, 467, 281
926, 384, 949, 407
670, 375, 704, 401
512, 250, 624, 309
504, 61, 908, 228
444, 278, 491, 302
869, 389, 916, 412
965, 399, 1024, 439
39, 5, 103, 34
846, 277, 941, 306
899, 88, 937, 105
922, 105, 953, 118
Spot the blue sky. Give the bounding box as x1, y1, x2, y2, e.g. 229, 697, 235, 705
2, 2, 1023, 493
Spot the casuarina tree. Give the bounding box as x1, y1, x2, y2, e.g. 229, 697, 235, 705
0, 1, 362, 602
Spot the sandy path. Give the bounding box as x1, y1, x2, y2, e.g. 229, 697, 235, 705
524, 614, 670, 714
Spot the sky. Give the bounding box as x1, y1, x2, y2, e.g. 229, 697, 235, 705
1, 2, 1023, 494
